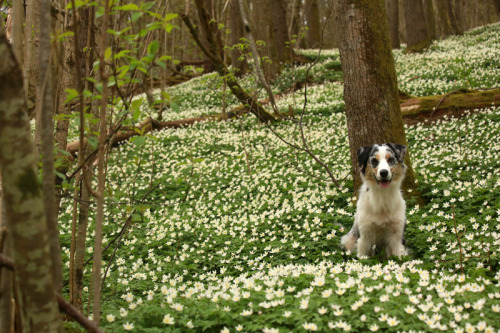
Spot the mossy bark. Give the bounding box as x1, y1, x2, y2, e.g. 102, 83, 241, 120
401, 88, 500, 124
0, 34, 62, 332
336, 0, 420, 199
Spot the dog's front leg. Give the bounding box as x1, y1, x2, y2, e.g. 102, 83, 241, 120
357, 237, 374, 258
385, 234, 406, 258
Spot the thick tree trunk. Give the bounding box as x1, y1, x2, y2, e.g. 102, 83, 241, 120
0, 32, 63, 333
336, 0, 419, 196
385, 0, 400, 49
403, 0, 431, 53
435, 0, 461, 37
423, 0, 436, 41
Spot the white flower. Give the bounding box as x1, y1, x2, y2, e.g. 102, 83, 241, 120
162, 314, 175, 325
302, 322, 318, 331
106, 314, 115, 322
123, 322, 134, 331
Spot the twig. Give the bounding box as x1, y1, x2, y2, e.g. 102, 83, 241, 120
57, 295, 104, 333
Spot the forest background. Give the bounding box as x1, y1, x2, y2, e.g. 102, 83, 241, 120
0, 0, 499, 332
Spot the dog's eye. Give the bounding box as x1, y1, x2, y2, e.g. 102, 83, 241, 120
370, 158, 379, 167
387, 157, 396, 164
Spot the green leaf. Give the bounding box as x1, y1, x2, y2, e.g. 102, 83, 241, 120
170, 101, 180, 112
65, 0, 86, 10
104, 47, 112, 62
132, 136, 146, 147
147, 40, 159, 55
114, 3, 139, 10
64, 88, 79, 104
164, 13, 178, 22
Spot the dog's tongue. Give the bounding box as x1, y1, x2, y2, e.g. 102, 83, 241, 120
379, 180, 391, 189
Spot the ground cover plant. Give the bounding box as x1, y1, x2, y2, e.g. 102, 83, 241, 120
59, 23, 500, 332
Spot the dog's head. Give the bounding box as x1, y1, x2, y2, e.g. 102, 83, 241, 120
357, 143, 407, 189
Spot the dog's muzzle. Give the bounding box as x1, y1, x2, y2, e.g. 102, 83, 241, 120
377, 169, 391, 188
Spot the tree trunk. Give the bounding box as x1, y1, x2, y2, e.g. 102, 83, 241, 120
423, 0, 436, 41
385, 0, 400, 49
336, 0, 419, 197
305, 0, 321, 48
181, 3, 276, 122
39, 0, 63, 296
435, 0, 461, 37
271, 0, 293, 64
0, 175, 14, 333
403, 0, 431, 53
229, 0, 250, 76
0, 32, 63, 333
91, 0, 111, 323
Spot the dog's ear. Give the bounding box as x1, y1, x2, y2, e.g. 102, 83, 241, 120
387, 143, 407, 163
356, 145, 372, 174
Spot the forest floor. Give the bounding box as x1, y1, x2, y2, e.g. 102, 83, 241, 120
61, 23, 500, 332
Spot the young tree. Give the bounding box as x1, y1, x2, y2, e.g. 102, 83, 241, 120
335, 0, 419, 196
0, 30, 63, 333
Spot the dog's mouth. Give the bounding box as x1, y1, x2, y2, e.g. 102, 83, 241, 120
377, 179, 391, 189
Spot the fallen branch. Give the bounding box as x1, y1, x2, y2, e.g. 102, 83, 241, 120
401, 88, 500, 124
57, 296, 104, 333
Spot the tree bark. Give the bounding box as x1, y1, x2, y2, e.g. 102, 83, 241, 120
305, 0, 321, 48
0, 175, 14, 333
39, 0, 63, 296
91, 0, 111, 323
423, 0, 436, 41
435, 0, 461, 37
403, 0, 431, 53
238, 0, 278, 113
0, 32, 63, 333
271, 0, 293, 64
229, 0, 250, 76
385, 0, 400, 49
336, 0, 419, 196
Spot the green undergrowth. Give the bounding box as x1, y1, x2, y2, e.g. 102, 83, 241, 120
59, 23, 500, 332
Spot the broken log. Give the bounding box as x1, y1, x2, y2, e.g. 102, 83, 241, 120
401, 88, 500, 125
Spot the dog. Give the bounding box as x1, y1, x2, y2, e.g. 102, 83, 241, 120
341, 143, 408, 258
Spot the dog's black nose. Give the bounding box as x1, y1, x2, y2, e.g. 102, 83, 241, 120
380, 169, 389, 178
